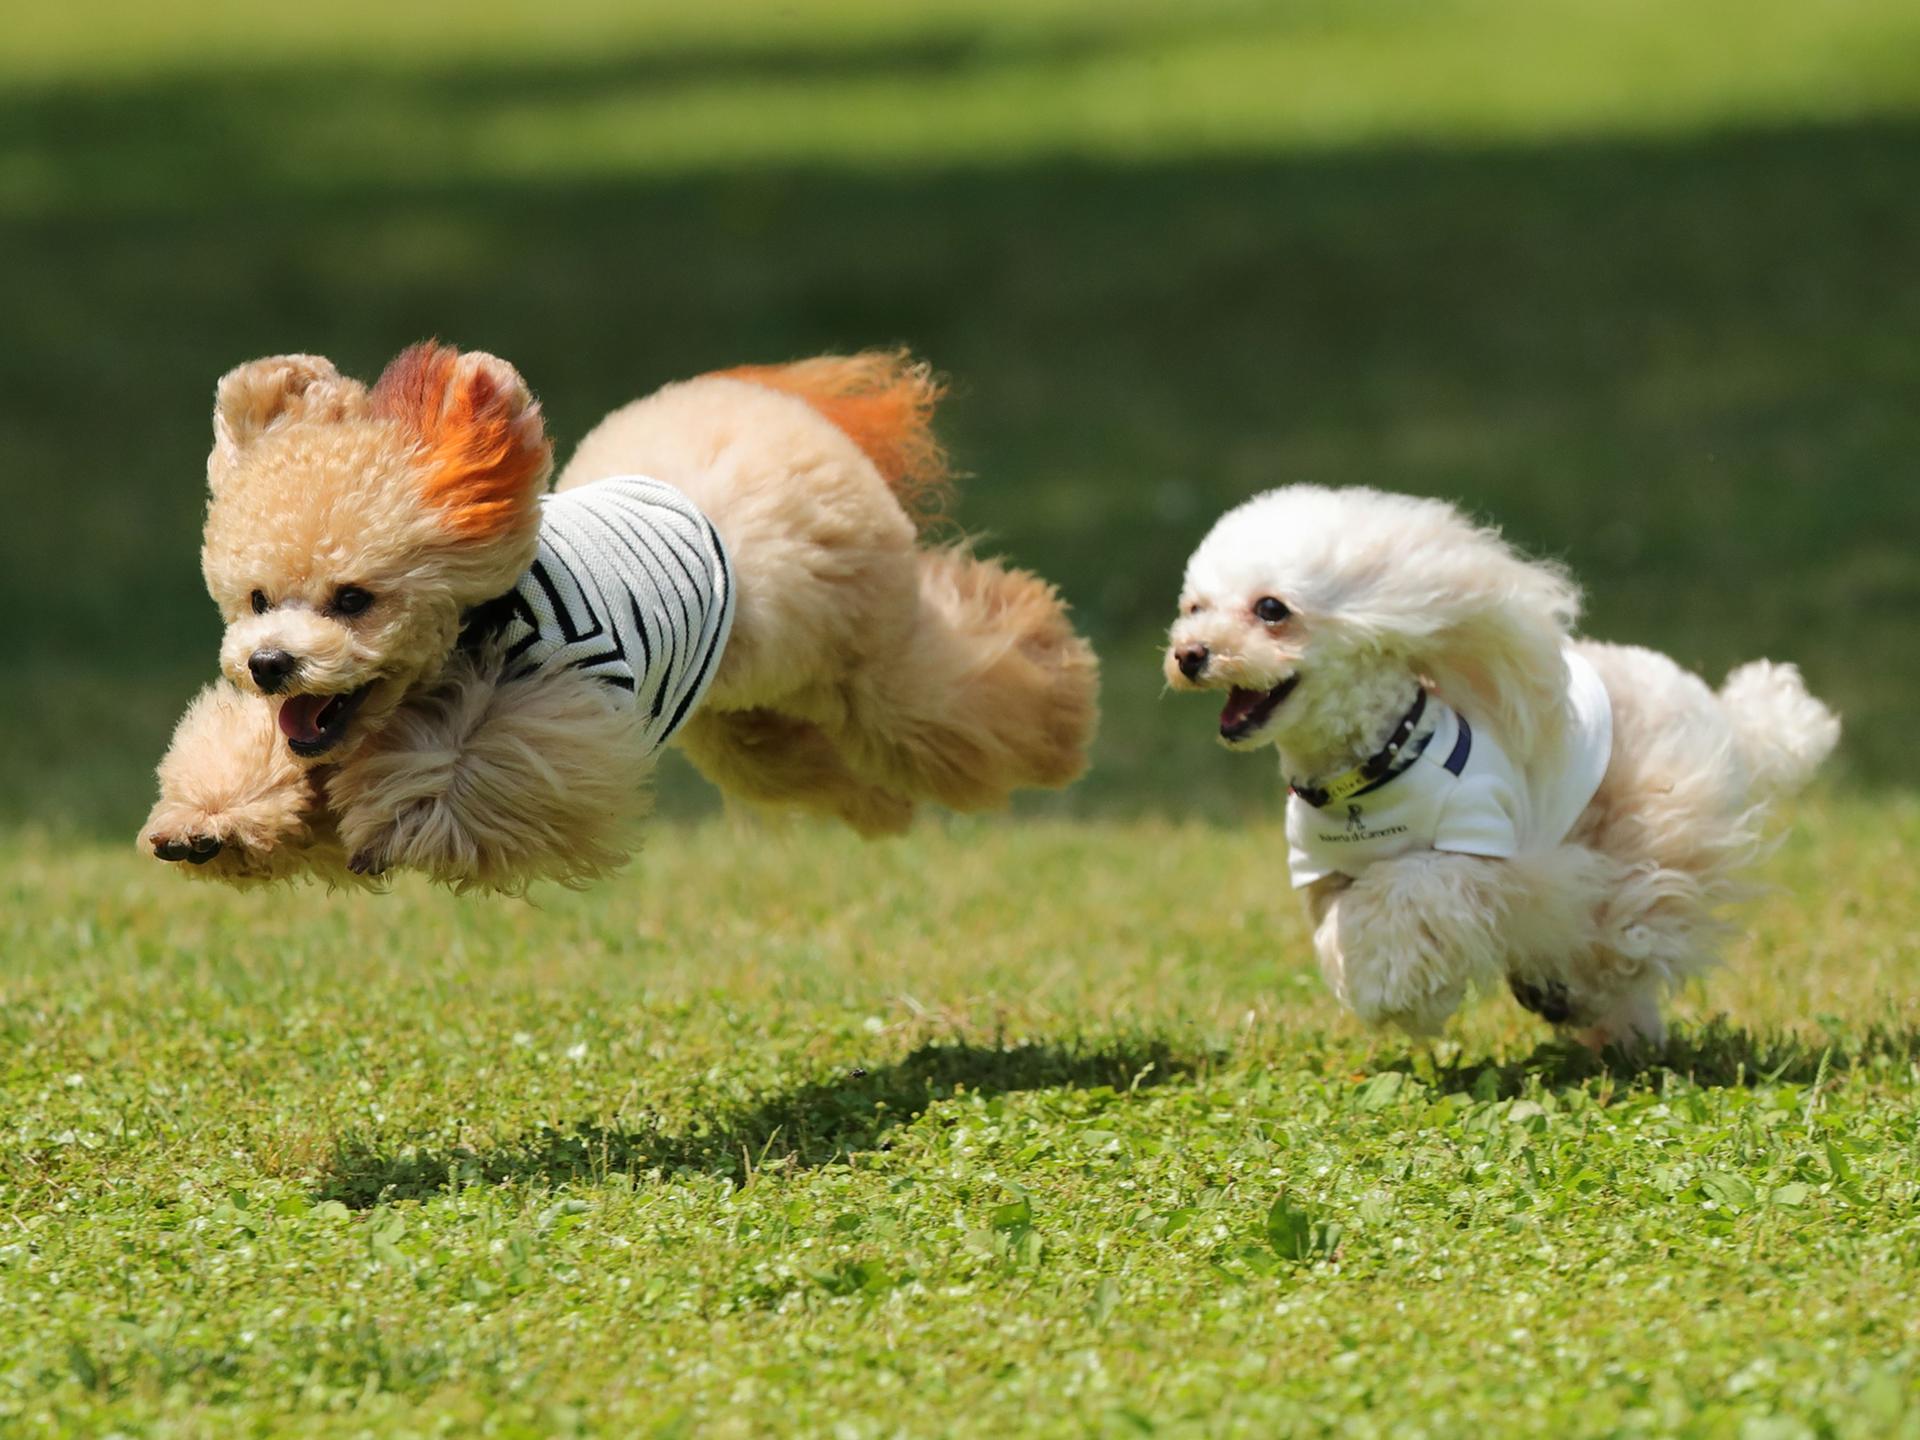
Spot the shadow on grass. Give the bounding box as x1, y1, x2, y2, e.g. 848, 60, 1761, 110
317, 1036, 1206, 1208
1406, 1018, 1920, 1099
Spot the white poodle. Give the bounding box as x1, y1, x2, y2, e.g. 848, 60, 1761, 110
1165, 485, 1839, 1046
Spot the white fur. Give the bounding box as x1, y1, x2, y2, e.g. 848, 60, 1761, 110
1168, 485, 1841, 1046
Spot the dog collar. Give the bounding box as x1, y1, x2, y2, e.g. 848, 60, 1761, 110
457, 588, 523, 655
1289, 689, 1430, 808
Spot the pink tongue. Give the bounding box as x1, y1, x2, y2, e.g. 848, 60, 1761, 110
277, 694, 334, 744
1220, 687, 1264, 728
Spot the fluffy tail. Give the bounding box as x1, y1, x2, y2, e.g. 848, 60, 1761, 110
711, 350, 948, 526
1718, 660, 1840, 799
837, 548, 1100, 810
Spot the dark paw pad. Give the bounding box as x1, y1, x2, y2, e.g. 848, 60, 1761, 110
153, 834, 224, 864
1509, 976, 1575, 1024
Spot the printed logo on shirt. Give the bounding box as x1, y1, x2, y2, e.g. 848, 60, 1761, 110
1316, 803, 1410, 845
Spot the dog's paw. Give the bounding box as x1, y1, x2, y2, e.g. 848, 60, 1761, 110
346, 845, 389, 878
1576, 988, 1667, 1054
144, 822, 269, 880
340, 810, 404, 882
1341, 967, 1465, 1037
141, 802, 298, 883
151, 832, 226, 866
1507, 975, 1578, 1025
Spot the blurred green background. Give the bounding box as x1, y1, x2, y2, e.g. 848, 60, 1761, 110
5, 0, 1918, 835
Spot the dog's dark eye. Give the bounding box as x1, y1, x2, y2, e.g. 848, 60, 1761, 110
250, 589, 269, 615
329, 586, 374, 617
1254, 597, 1291, 623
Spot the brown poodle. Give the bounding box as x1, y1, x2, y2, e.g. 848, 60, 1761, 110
141, 344, 1098, 892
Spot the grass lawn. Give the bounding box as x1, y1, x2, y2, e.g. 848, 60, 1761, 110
5, 1, 1920, 1435
3, 797, 1918, 1437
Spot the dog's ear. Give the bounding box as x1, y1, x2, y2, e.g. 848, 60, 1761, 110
210, 355, 366, 490
369, 342, 552, 542
1405, 543, 1582, 768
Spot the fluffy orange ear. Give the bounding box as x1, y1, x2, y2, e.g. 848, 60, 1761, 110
370, 342, 552, 539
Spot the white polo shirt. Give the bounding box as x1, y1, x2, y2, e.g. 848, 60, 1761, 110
1286, 649, 1613, 888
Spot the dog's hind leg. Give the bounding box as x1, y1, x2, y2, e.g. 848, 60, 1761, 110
676, 708, 916, 837
141, 681, 338, 882
830, 548, 1099, 813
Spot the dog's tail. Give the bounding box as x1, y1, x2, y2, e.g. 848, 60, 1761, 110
840, 546, 1100, 809
1718, 660, 1840, 799
710, 351, 948, 527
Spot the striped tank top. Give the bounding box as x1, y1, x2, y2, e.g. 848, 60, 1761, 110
463, 475, 735, 757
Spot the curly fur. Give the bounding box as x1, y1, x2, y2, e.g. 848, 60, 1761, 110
1168, 484, 1840, 1046
326, 648, 653, 893
142, 345, 1099, 893
369, 341, 553, 544
557, 366, 1099, 829
146, 682, 354, 884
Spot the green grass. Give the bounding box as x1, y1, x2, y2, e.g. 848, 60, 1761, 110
9, 0, 1920, 174
3, 796, 1918, 1437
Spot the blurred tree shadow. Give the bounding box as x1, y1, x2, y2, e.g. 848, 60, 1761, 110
0, 13, 1235, 149
5, 51, 1918, 832
1398, 1017, 1920, 1099
317, 1035, 1205, 1207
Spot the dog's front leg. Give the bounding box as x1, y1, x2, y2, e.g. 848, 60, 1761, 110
1308, 853, 1510, 1035
327, 658, 655, 893
141, 681, 342, 883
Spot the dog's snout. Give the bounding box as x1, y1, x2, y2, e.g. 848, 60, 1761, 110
248, 648, 300, 693
1175, 644, 1210, 681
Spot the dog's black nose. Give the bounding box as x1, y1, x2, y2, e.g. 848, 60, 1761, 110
248, 648, 299, 693
1175, 644, 1209, 680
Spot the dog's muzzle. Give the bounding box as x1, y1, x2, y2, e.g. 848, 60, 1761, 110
248, 648, 300, 694
1219, 674, 1300, 741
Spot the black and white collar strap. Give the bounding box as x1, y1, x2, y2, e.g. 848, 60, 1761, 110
1289, 688, 1432, 809
457, 589, 521, 655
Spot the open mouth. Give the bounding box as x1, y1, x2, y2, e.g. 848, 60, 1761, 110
1219, 674, 1300, 741
277, 683, 374, 757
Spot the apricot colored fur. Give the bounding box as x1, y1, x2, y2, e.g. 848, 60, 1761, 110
371, 342, 553, 540
143, 345, 1098, 893
711, 351, 947, 525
